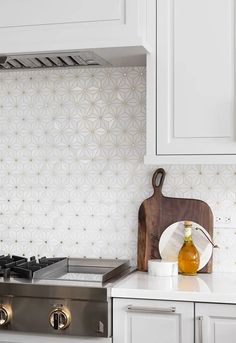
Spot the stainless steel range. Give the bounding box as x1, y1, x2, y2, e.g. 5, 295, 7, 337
0, 255, 131, 342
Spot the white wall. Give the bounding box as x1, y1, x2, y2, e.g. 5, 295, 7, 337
0, 66, 233, 271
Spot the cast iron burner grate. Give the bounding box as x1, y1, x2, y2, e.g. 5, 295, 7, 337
0, 255, 66, 280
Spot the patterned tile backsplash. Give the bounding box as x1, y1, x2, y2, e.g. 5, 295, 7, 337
0, 66, 235, 272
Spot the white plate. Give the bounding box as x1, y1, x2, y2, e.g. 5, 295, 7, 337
159, 221, 213, 271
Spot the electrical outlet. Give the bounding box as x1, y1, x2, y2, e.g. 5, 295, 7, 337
215, 215, 231, 224
214, 212, 236, 228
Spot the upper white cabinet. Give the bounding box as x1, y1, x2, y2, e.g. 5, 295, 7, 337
0, 0, 150, 55
0, 0, 123, 27
145, 0, 236, 164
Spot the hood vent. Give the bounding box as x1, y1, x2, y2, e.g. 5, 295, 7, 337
0, 51, 111, 70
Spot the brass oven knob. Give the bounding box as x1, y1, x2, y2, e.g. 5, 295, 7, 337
0, 305, 12, 326
49, 307, 71, 330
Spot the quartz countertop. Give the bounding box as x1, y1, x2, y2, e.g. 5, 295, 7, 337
111, 271, 236, 304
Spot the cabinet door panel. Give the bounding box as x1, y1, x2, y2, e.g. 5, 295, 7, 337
0, 0, 124, 28
113, 298, 194, 343
174, 0, 233, 139
195, 303, 236, 343
156, 0, 236, 155
128, 313, 181, 343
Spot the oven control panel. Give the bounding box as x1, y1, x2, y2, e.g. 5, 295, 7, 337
0, 294, 109, 337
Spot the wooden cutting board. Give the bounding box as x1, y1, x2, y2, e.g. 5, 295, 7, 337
137, 168, 214, 273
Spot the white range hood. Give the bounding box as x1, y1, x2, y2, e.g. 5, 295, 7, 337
0, 0, 152, 69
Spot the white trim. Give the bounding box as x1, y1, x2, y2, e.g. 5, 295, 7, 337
144, 154, 236, 165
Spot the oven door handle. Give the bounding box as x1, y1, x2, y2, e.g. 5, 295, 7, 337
127, 305, 176, 314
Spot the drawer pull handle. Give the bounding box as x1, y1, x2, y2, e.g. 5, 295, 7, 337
198, 316, 203, 343
127, 305, 176, 314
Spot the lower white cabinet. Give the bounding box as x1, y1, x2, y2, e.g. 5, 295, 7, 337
113, 299, 236, 343
113, 298, 194, 343
195, 303, 236, 343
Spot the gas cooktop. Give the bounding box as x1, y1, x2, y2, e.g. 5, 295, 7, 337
0, 256, 131, 338
0, 254, 131, 284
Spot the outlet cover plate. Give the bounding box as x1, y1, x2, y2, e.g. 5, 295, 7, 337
214, 212, 236, 228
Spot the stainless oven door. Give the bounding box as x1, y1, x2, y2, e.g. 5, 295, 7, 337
0, 331, 112, 343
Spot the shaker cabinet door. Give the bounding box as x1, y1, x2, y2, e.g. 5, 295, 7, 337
113, 298, 194, 343
195, 303, 236, 343
0, 0, 124, 28
0, 0, 149, 54
145, 0, 236, 164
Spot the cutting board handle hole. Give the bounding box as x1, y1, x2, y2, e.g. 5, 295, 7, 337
152, 168, 166, 191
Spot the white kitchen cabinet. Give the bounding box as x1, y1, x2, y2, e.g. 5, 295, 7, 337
113, 298, 194, 343
145, 0, 236, 164
195, 303, 236, 343
0, 0, 150, 56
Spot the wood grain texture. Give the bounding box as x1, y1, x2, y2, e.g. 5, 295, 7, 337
137, 168, 214, 273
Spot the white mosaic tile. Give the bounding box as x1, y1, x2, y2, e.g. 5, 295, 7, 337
0, 66, 235, 271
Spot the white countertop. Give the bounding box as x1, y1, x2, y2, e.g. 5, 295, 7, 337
112, 271, 236, 304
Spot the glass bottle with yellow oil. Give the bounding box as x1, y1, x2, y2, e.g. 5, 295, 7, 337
178, 221, 200, 275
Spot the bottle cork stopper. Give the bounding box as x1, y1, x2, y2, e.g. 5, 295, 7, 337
184, 221, 192, 227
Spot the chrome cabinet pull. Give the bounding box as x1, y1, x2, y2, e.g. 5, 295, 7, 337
127, 305, 176, 314
198, 316, 203, 343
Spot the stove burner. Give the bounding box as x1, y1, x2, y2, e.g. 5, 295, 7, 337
0, 255, 66, 280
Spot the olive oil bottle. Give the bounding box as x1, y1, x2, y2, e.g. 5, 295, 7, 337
178, 221, 200, 275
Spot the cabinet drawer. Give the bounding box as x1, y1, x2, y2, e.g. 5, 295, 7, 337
113, 298, 194, 343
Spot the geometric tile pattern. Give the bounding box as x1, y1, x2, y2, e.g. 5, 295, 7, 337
0, 66, 234, 271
